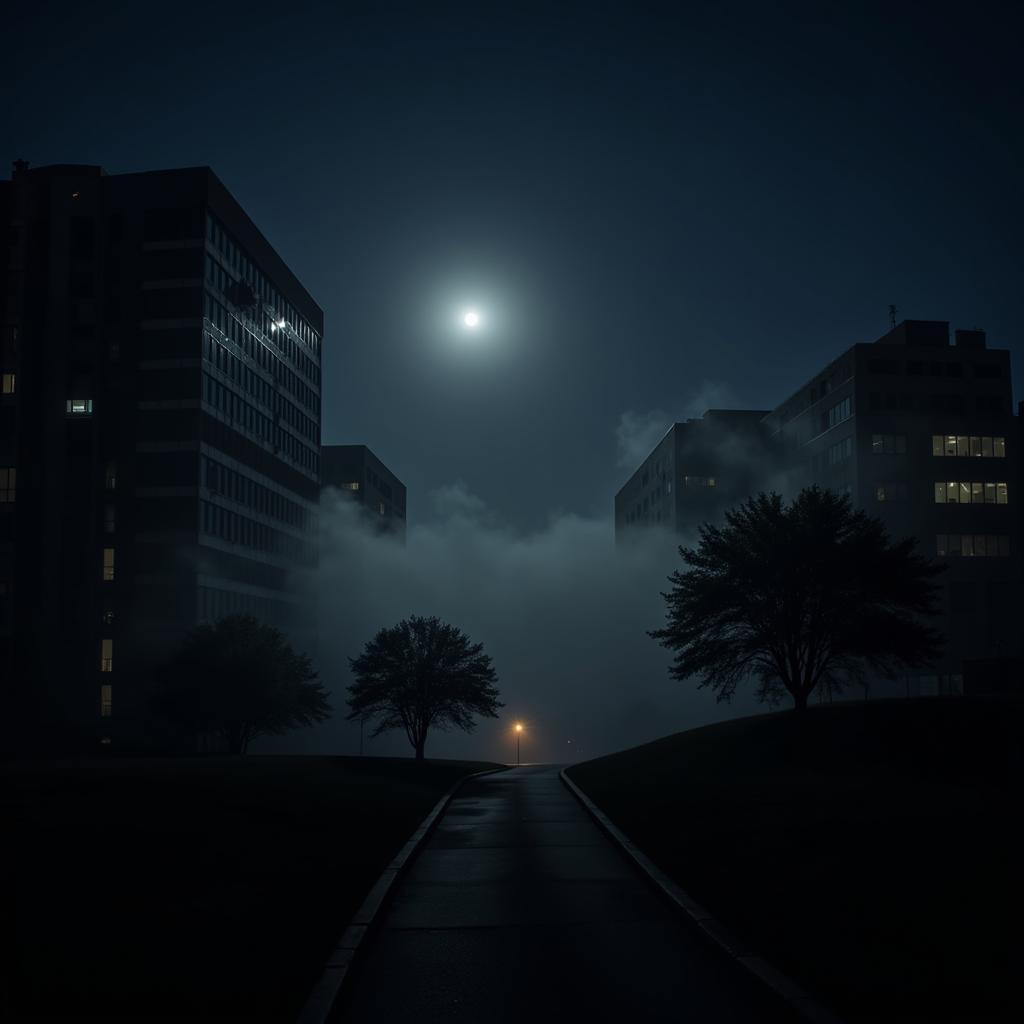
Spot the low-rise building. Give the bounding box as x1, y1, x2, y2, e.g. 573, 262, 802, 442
321, 444, 406, 541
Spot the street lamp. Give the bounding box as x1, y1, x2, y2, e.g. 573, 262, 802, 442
514, 722, 523, 766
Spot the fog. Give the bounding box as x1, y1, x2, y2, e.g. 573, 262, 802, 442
256, 479, 770, 764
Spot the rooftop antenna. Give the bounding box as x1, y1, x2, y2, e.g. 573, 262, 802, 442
888, 304, 897, 329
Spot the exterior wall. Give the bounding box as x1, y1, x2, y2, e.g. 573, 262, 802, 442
615, 410, 773, 541
0, 162, 323, 751
321, 444, 407, 541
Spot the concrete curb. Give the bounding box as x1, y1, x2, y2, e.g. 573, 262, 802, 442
296, 765, 509, 1024
559, 768, 845, 1024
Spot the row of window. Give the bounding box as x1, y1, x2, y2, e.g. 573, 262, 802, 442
934, 482, 1009, 505
868, 358, 1003, 379
205, 257, 319, 386
203, 373, 318, 474
102, 548, 115, 580
868, 393, 1005, 414
0, 468, 15, 503
828, 437, 853, 464
932, 435, 1006, 458
203, 456, 314, 531
936, 534, 1011, 558
827, 397, 852, 429
204, 329, 318, 442
207, 215, 321, 360
869, 434, 1006, 457
197, 586, 297, 628
1, 372, 14, 394
871, 434, 907, 455
205, 291, 321, 398
200, 500, 317, 566
100, 638, 113, 672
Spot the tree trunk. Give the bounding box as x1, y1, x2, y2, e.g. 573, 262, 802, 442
414, 736, 426, 760
792, 689, 809, 712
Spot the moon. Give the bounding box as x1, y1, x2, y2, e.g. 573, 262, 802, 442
462, 309, 480, 328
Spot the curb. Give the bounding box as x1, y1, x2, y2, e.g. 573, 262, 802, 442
296, 765, 509, 1024
559, 768, 844, 1024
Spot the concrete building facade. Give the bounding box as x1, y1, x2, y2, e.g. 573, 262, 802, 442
0, 162, 322, 749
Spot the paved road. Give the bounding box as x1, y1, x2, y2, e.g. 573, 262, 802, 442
334, 765, 798, 1023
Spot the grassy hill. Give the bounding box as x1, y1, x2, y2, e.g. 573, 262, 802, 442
567, 697, 1024, 1023
3, 754, 499, 1021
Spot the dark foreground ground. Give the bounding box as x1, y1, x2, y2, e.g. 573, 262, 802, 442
335, 764, 797, 1024
567, 697, 1024, 1023
2, 754, 497, 1022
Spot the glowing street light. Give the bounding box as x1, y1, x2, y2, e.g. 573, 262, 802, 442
514, 721, 524, 766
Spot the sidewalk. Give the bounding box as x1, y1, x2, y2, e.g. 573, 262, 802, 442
332, 764, 797, 1023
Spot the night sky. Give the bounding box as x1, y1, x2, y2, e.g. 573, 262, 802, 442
7, 2, 1023, 529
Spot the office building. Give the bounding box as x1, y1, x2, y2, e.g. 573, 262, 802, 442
617, 320, 1021, 692
321, 444, 406, 542
615, 409, 773, 538
0, 161, 322, 749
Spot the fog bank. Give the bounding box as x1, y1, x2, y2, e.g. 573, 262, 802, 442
256, 484, 768, 763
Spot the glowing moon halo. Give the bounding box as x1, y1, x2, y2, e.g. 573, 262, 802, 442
462, 309, 480, 329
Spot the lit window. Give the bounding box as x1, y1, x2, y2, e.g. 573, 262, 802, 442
102, 609, 115, 625
1, 372, 14, 394
0, 467, 15, 503
100, 684, 112, 717
933, 482, 1008, 505
102, 548, 115, 581
100, 639, 113, 672
66, 398, 93, 415
343, 481, 360, 491
378, 501, 385, 515
932, 435, 1006, 458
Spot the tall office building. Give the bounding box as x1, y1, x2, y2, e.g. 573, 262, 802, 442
764, 320, 1019, 694
321, 444, 407, 542
0, 162, 322, 749
616, 320, 1021, 692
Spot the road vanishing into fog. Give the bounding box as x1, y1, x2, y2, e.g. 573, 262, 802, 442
332, 765, 798, 1023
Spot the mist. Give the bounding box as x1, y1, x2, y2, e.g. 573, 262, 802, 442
255, 481, 769, 764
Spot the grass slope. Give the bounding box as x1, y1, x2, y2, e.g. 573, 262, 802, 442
3, 754, 499, 1021
567, 698, 1024, 1023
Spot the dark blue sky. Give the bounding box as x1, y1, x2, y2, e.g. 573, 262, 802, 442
8, 1, 1023, 528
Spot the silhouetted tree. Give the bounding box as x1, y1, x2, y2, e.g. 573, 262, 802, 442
348, 616, 502, 759
154, 614, 331, 753
650, 488, 944, 710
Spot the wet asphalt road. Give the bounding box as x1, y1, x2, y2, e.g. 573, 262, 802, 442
334, 764, 798, 1023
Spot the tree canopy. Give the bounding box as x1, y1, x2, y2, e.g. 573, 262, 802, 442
348, 615, 502, 759
154, 614, 331, 753
650, 487, 944, 710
